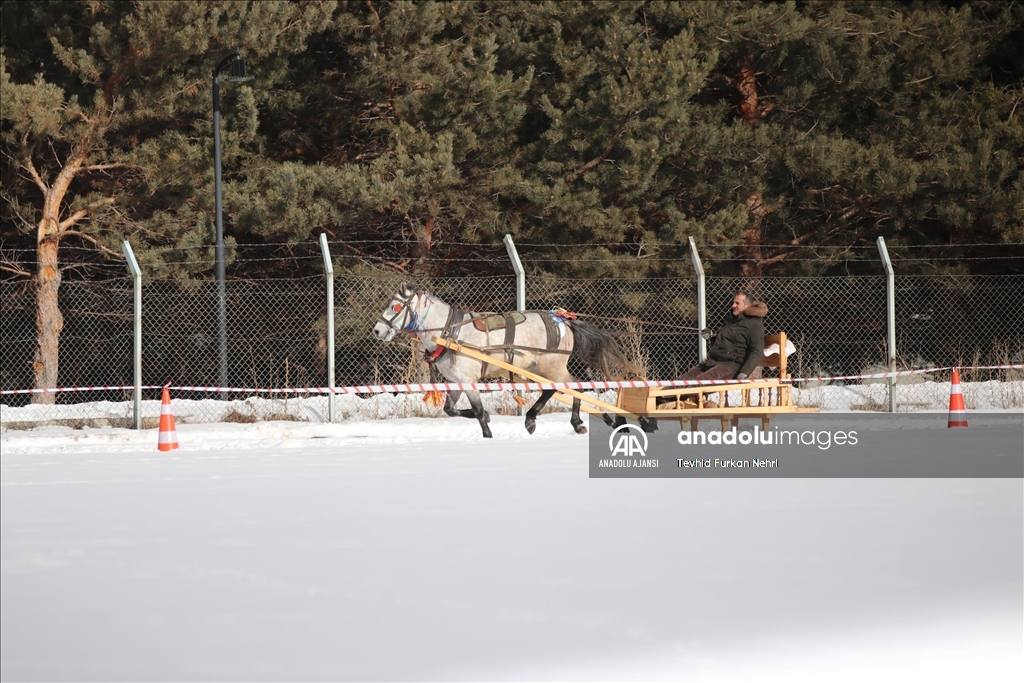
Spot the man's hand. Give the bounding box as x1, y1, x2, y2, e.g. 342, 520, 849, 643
735, 372, 748, 380
699, 327, 713, 340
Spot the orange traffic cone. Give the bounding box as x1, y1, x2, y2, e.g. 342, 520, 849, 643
158, 387, 179, 450
947, 368, 968, 428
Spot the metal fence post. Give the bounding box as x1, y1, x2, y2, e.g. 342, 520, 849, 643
503, 235, 525, 311
877, 237, 896, 412
122, 240, 142, 429
319, 234, 335, 423
503, 235, 526, 415
688, 237, 707, 364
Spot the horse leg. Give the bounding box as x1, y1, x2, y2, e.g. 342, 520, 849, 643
570, 396, 587, 435
443, 390, 478, 419
525, 389, 557, 435
465, 390, 492, 438
524, 391, 589, 435
443, 389, 491, 437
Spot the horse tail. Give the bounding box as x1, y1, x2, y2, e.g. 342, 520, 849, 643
566, 319, 642, 380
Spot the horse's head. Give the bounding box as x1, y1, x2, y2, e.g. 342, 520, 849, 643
372, 283, 419, 342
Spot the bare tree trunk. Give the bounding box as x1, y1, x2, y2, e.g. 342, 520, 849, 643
736, 58, 774, 126
739, 193, 773, 280
28, 145, 87, 404
737, 62, 761, 126
32, 232, 62, 404
734, 58, 774, 281
413, 215, 435, 277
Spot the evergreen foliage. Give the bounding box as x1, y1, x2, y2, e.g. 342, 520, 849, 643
2, 0, 1021, 282
1, 0, 333, 397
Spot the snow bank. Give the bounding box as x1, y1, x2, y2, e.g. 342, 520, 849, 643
2, 380, 1022, 429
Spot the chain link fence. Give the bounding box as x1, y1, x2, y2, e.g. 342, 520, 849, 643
708, 276, 889, 381
3, 269, 1023, 427
1, 279, 136, 425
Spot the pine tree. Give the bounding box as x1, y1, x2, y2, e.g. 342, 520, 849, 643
0, 0, 332, 401
669, 0, 1024, 276
229, 1, 538, 276
194, 0, 1022, 279
4, 0, 1020, 303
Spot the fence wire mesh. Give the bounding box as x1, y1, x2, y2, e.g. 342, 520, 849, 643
2, 270, 1023, 426
1, 280, 136, 426
895, 275, 1024, 371
708, 276, 889, 376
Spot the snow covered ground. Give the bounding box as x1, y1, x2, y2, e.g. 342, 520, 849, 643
2, 413, 1022, 681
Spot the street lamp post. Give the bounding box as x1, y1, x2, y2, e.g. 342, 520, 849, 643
212, 50, 254, 388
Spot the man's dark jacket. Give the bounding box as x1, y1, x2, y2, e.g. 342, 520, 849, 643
707, 301, 767, 377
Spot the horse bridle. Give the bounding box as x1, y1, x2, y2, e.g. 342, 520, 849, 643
378, 288, 421, 334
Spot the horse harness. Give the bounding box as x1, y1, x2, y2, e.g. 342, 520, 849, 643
426, 308, 573, 374
424, 304, 469, 364
383, 290, 575, 376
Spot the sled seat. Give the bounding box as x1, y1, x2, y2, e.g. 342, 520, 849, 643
616, 332, 819, 431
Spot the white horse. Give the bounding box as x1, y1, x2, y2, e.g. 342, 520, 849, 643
372, 284, 638, 438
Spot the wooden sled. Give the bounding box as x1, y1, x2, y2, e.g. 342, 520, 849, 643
616, 333, 819, 431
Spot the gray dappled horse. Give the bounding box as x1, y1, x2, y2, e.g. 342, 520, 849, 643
372, 284, 638, 438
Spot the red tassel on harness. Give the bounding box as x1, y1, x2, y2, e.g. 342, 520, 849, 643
424, 390, 446, 407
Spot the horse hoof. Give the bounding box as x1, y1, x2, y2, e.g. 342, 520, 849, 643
525, 419, 536, 435
482, 428, 493, 438
612, 415, 627, 429
574, 424, 588, 435
640, 417, 659, 433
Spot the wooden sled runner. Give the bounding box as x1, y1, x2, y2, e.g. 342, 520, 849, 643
616, 333, 820, 431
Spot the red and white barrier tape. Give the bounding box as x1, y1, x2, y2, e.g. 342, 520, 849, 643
2, 365, 1021, 396
784, 364, 1024, 383
0, 380, 761, 395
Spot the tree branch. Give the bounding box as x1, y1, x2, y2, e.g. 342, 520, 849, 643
365, 0, 384, 38
58, 195, 116, 231
0, 192, 36, 232
24, 156, 48, 193
58, 209, 88, 230
155, 78, 205, 105
567, 112, 637, 181
60, 230, 124, 259
341, 243, 411, 274
0, 263, 33, 278
80, 162, 128, 172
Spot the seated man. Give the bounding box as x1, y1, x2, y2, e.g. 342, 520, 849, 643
676, 291, 767, 383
